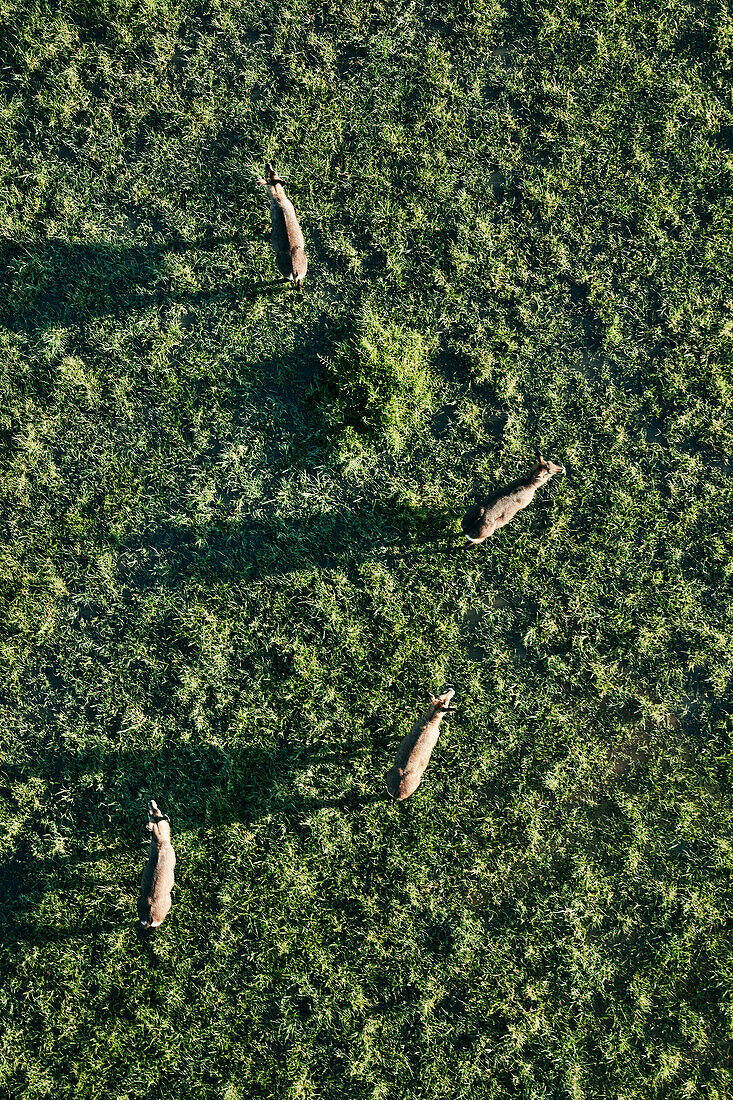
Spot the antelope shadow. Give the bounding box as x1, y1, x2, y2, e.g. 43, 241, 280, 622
115, 496, 457, 594
0, 236, 283, 336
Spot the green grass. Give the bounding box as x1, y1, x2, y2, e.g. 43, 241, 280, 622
316, 308, 437, 455
1, 0, 733, 1097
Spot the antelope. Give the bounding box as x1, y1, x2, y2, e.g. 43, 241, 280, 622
386, 688, 456, 801
461, 456, 565, 546
137, 799, 176, 931
257, 162, 308, 289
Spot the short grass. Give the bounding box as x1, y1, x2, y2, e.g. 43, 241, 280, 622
1, 0, 733, 1097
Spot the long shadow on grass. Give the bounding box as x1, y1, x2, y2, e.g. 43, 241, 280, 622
0, 236, 284, 334
117, 497, 458, 592
4, 738, 375, 834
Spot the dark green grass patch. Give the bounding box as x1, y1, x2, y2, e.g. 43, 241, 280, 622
315, 308, 437, 455
1, 0, 733, 1097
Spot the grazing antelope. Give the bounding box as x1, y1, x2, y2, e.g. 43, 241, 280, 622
461, 456, 565, 546
257, 162, 308, 289
386, 688, 456, 801
137, 799, 176, 931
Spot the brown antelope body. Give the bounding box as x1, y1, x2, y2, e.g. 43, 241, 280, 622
386, 688, 456, 801
137, 799, 176, 930
461, 456, 565, 546
257, 162, 308, 288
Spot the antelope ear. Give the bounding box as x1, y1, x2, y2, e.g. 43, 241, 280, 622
428, 692, 437, 703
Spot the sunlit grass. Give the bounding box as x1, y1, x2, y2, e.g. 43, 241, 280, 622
1, 0, 732, 1097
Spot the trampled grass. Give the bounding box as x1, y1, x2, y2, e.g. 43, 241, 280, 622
1, 0, 732, 1096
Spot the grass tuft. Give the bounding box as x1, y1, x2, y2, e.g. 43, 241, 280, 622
315, 309, 437, 456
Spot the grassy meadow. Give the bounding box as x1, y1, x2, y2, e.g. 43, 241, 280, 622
1, 0, 733, 1096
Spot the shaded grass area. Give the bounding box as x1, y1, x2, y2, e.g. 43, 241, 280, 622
1, 0, 733, 1096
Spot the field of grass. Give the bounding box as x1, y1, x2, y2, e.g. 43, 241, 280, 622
1, 0, 733, 1096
